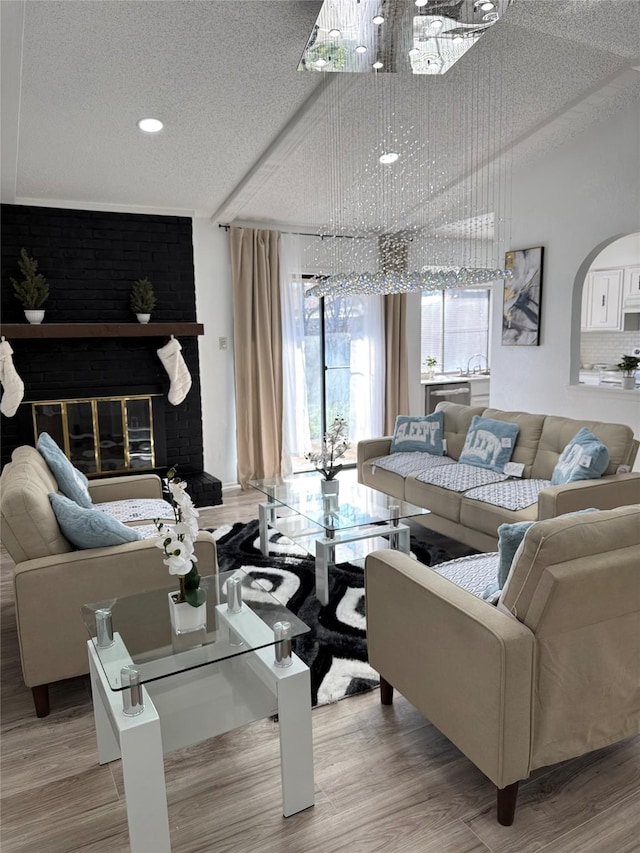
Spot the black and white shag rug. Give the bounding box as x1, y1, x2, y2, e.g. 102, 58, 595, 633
209, 519, 475, 708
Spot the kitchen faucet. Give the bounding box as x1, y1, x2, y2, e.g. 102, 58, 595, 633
466, 353, 489, 375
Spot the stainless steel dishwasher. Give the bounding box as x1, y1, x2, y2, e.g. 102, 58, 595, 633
425, 381, 471, 414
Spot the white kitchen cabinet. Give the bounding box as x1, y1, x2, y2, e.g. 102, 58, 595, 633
582, 269, 623, 331
580, 274, 593, 330
621, 266, 640, 331
622, 266, 640, 304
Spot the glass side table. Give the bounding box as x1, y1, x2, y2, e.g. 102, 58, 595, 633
82, 570, 314, 853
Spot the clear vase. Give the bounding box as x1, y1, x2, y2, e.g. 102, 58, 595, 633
167, 591, 207, 634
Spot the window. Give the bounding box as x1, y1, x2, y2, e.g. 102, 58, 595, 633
420, 288, 490, 373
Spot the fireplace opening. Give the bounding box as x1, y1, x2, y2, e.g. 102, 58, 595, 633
30, 393, 166, 477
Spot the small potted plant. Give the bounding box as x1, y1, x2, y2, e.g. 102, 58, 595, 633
305, 416, 350, 496
423, 356, 438, 379
130, 277, 157, 323
11, 248, 49, 324
617, 354, 639, 390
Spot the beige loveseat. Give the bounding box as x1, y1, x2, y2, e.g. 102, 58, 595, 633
0, 446, 218, 717
358, 402, 640, 550
365, 504, 640, 825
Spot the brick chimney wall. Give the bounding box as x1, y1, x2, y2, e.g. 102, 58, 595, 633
0, 205, 212, 497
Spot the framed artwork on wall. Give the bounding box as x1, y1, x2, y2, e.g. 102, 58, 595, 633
502, 246, 544, 346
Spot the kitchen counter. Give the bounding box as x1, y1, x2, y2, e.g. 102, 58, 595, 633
579, 369, 639, 389
421, 373, 491, 386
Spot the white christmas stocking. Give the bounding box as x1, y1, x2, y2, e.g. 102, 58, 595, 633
0, 340, 25, 418
157, 337, 192, 406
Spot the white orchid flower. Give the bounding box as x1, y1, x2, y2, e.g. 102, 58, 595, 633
165, 554, 190, 575
167, 539, 187, 558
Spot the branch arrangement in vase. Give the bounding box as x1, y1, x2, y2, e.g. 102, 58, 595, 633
305, 416, 350, 480
154, 468, 204, 607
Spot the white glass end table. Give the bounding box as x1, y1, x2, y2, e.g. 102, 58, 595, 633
82, 571, 314, 853
249, 474, 430, 605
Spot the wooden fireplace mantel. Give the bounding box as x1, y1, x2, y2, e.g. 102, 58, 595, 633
0, 323, 204, 339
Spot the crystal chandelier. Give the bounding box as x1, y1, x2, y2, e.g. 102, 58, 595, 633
306, 266, 512, 297
298, 0, 516, 296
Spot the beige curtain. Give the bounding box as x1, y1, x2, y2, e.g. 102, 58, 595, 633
230, 227, 282, 487
383, 293, 409, 434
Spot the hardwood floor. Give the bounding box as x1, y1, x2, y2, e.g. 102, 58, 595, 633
1, 487, 639, 853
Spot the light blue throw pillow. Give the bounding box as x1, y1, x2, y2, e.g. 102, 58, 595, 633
551, 428, 610, 485
37, 432, 93, 508
49, 493, 141, 549
481, 580, 502, 605
497, 520, 534, 588
491, 507, 600, 595
459, 416, 520, 473
390, 413, 445, 456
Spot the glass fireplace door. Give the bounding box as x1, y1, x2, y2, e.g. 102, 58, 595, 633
32, 395, 157, 476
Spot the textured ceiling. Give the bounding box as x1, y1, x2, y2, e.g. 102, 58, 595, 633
1, 0, 639, 229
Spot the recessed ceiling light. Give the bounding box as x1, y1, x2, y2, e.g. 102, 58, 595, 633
137, 118, 163, 133
379, 152, 399, 164
372, 14, 385, 25
328, 27, 341, 37
453, 35, 464, 43
408, 47, 420, 56
355, 44, 367, 54
415, 0, 428, 6
372, 60, 384, 69
429, 18, 444, 29
481, 1, 495, 9
316, 58, 328, 67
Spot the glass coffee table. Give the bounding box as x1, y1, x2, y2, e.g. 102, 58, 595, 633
82, 570, 314, 853
249, 474, 430, 605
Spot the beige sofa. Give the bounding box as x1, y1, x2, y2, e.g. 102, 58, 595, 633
1, 445, 218, 717
365, 504, 640, 825
358, 402, 640, 550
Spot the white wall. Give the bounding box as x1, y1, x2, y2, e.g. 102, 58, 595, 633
490, 103, 640, 445
192, 218, 237, 486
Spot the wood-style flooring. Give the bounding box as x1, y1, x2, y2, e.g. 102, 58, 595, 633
1, 488, 639, 853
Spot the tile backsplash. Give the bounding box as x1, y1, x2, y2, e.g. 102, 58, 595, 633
581, 331, 640, 367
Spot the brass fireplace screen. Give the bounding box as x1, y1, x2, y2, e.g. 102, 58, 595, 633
32, 394, 159, 476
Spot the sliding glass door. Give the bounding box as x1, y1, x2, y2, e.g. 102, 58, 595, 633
283, 282, 384, 474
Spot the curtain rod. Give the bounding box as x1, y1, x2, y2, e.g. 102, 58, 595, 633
217, 223, 357, 240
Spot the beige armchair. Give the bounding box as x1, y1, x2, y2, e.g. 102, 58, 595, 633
1, 446, 218, 717
365, 505, 640, 824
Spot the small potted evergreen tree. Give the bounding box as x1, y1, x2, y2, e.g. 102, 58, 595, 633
130, 277, 157, 323
11, 248, 50, 324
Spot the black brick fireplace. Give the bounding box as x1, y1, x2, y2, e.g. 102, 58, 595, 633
1, 204, 221, 506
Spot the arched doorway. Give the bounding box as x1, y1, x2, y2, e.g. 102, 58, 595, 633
574, 233, 640, 386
